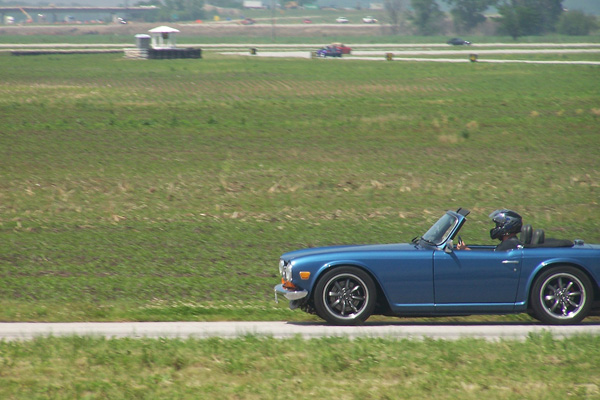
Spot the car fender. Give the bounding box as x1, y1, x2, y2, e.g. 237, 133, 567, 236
310, 259, 392, 304
524, 257, 599, 302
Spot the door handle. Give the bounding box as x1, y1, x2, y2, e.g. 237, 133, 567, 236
502, 260, 519, 264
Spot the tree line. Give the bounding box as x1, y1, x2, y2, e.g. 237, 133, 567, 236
130, 0, 597, 38
388, 0, 597, 38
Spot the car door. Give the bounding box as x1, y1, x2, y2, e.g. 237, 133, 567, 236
367, 246, 436, 314
433, 248, 522, 313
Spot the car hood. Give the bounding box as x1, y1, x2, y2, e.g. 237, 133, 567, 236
282, 243, 417, 261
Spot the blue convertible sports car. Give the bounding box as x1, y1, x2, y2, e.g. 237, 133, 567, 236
274, 208, 600, 325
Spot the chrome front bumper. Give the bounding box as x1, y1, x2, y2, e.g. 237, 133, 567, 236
274, 284, 308, 302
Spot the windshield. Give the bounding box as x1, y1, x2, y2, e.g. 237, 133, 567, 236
422, 213, 458, 246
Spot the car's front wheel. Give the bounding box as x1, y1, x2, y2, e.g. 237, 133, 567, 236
530, 266, 592, 324
313, 267, 376, 325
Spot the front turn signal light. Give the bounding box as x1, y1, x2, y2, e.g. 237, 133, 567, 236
282, 280, 297, 290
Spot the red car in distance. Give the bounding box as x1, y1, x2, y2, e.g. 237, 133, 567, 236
331, 42, 351, 54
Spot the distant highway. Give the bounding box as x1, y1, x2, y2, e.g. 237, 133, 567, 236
218, 42, 600, 64
0, 6, 157, 23
3, 41, 599, 65
0, 6, 157, 13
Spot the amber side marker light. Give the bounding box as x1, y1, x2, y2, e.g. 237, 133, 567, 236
299, 271, 311, 280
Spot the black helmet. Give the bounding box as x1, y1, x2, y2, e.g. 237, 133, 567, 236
489, 209, 522, 240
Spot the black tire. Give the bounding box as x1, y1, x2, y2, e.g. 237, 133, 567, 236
530, 266, 593, 325
313, 266, 376, 325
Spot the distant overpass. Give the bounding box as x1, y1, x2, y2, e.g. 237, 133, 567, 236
0, 6, 158, 24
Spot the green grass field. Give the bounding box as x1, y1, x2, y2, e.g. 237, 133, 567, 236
1, 49, 599, 322
1, 41, 600, 399
1, 333, 600, 399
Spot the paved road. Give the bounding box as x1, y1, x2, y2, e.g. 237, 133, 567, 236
222, 46, 600, 65
2, 321, 600, 341
3, 42, 599, 65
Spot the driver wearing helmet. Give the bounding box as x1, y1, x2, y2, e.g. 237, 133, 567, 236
457, 209, 523, 251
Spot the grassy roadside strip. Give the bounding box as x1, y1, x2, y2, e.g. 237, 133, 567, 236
1, 333, 599, 399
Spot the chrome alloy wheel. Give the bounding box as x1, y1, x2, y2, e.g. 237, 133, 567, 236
322, 273, 369, 320
539, 272, 586, 320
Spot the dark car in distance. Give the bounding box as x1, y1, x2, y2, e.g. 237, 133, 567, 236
447, 37, 472, 45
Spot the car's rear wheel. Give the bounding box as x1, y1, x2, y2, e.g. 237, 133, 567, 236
530, 266, 592, 324
313, 267, 376, 325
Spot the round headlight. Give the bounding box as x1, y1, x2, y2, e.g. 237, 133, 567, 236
284, 264, 293, 281
279, 259, 285, 275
